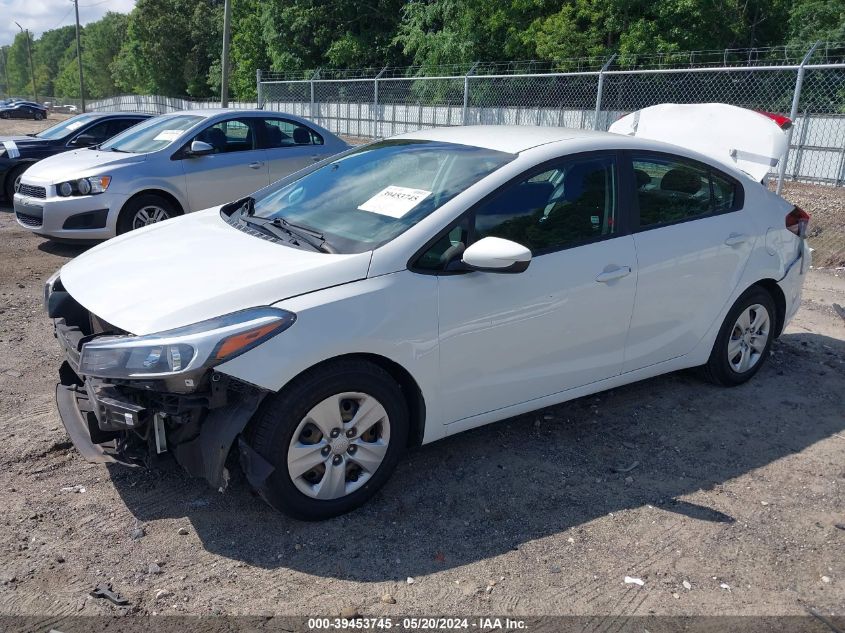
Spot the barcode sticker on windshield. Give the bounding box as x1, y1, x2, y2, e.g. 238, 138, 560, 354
358, 186, 432, 218
2, 140, 20, 159
66, 121, 84, 131
153, 130, 183, 142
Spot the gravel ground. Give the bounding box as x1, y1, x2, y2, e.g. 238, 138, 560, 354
0, 116, 843, 623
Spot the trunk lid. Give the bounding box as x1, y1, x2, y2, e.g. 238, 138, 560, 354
609, 103, 789, 182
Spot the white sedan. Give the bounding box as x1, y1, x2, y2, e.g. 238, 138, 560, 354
46, 106, 809, 519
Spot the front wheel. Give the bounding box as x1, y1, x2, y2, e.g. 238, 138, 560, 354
116, 194, 177, 235
246, 360, 409, 520
703, 286, 776, 386
34, 112, 44, 121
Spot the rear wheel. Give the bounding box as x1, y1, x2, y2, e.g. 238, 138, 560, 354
703, 286, 776, 386
246, 360, 409, 520
116, 194, 177, 235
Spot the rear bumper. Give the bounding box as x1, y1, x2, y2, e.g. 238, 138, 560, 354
778, 240, 811, 330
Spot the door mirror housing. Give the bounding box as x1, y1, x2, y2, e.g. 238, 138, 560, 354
70, 133, 98, 147
189, 140, 215, 156
461, 236, 532, 273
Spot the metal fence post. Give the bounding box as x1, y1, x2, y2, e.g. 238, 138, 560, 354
593, 54, 617, 130
256, 69, 263, 108
776, 42, 820, 194
310, 69, 319, 120
373, 67, 387, 138
463, 62, 479, 125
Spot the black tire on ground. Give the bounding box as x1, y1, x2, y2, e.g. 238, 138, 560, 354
702, 285, 777, 387
246, 360, 409, 520
0, 112, 8, 119
34, 112, 43, 121
116, 193, 177, 235
4, 164, 28, 202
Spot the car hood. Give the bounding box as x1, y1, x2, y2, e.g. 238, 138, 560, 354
59, 208, 373, 335
21, 148, 146, 183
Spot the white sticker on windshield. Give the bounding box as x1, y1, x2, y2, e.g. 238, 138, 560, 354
358, 186, 432, 218
65, 121, 84, 131
153, 130, 183, 142
2, 140, 20, 159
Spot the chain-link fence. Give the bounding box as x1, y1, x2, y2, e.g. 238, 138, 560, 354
258, 45, 845, 190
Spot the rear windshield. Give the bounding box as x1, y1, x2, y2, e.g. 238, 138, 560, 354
99, 115, 203, 153
250, 140, 515, 253
35, 114, 100, 140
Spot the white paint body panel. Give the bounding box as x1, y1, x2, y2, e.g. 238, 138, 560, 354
609, 103, 788, 182
57, 119, 807, 447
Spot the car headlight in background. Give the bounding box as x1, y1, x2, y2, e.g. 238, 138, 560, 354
56, 175, 111, 197
78, 307, 296, 380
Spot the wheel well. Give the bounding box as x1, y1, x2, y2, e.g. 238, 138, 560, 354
121, 189, 184, 218
4, 162, 34, 199
270, 353, 427, 449
752, 279, 786, 337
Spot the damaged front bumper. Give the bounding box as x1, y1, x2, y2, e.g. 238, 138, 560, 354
51, 302, 269, 491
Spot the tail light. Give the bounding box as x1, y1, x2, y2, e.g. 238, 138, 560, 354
757, 111, 792, 130
785, 206, 810, 236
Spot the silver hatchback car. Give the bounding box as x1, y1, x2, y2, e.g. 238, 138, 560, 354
14, 109, 349, 240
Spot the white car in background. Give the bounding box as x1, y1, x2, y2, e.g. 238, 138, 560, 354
14, 109, 348, 240
45, 105, 809, 520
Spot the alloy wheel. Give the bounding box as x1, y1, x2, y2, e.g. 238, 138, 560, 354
131, 205, 170, 229
287, 392, 391, 500
727, 303, 770, 373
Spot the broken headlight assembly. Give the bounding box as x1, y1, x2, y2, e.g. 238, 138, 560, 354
78, 307, 296, 380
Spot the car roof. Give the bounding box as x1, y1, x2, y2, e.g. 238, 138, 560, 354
83, 111, 153, 119
394, 125, 610, 153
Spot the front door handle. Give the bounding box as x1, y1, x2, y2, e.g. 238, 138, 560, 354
248, 161, 264, 169
724, 233, 749, 246
595, 265, 632, 283
311, 154, 322, 162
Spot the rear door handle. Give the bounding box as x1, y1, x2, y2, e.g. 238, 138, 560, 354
724, 233, 748, 246
311, 154, 322, 162
248, 161, 264, 169
595, 265, 632, 283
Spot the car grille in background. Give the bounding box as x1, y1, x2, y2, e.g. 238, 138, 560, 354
15, 211, 43, 228
17, 183, 46, 199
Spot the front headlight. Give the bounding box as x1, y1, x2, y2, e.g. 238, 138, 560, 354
57, 175, 111, 197
78, 307, 296, 380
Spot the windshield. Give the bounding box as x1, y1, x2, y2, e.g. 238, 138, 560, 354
35, 114, 100, 139
250, 140, 514, 253
99, 114, 203, 153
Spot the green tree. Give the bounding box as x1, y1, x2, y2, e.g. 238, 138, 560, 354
788, 0, 845, 46
32, 26, 76, 96
112, 0, 223, 97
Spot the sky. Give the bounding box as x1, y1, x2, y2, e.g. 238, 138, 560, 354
1, 0, 136, 47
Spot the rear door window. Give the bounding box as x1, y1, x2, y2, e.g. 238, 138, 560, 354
260, 118, 323, 148
631, 154, 741, 228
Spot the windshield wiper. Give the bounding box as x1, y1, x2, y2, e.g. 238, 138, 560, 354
272, 217, 336, 253
108, 147, 128, 153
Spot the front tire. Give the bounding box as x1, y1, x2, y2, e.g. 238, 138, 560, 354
246, 360, 409, 520
4, 164, 27, 202
34, 112, 44, 121
116, 194, 177, 235
703, 286, 776, 386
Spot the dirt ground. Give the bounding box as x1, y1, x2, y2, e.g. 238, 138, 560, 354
0, 116, 843, 624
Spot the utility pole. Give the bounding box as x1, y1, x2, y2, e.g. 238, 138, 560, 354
72, 0, 85, 112
14, 22, 37, 102
1, 47, 10, 97
220, 0, 232, 107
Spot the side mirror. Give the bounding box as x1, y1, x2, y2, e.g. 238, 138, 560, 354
189, 140, 215, 156
70, 133, 98, 147
461, 236, 531, 273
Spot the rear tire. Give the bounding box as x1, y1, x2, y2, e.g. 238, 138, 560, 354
116, 194, 177, 235
702, 286, 776, 386
245, 360, 409, 520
